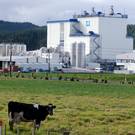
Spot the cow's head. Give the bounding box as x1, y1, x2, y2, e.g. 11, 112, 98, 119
47, 104, 56, 115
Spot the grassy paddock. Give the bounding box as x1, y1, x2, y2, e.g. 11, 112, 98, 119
0, 75, 135, 134
2, 72, 135, 81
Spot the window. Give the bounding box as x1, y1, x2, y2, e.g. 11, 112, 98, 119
60, 23, 64, 43
86, 21, 90, 26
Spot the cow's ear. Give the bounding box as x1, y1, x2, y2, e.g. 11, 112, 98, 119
48, 103, 53, 106
53, 105, 56, 109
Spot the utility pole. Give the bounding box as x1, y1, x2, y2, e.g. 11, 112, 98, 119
9, 42, 12, 77
47, 49, 51, 73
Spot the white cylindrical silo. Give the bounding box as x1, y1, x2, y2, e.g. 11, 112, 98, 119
76, 42, 85, 67
71, 42, 77, 67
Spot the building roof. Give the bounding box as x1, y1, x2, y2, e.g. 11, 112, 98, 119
47, 14, 128, 24
116, 51, 135, 60
77, 14, 128, 19
0, 56, 34, 61
47, 19, 79, 24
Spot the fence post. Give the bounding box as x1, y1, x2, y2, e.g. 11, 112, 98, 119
0, 120, 2, 135
32, 127, 35, 135
17, 127, 20, 135
63, 131, 70, 135
4, 124, 6, 135
46, 130, 49, 135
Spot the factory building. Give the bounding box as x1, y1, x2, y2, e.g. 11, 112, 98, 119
47, 6, 133, 69
0, 46, 62, 72
115, 51, 135, 74
0, 43, 26, 56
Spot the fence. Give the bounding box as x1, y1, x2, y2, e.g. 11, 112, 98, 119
0, 121, 6, 135
0, 121, 71, 135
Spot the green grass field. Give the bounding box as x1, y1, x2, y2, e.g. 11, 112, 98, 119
0, 73, 135, 135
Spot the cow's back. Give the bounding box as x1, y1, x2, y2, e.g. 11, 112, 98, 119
8, 101, 41, 120
8, 101, 30, 113
8, 101, 16, 113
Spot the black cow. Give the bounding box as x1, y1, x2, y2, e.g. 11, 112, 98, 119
8, 101, 56, 130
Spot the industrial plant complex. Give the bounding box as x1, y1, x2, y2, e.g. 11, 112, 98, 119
0, 6, 135, 73
47, 6, 134, 73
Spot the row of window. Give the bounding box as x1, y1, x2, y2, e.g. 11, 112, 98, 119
116, 59, 135, 63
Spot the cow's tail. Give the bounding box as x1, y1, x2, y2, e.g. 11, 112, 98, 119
8, 112, 14, 130
8, 101, 13, 114
8, 102, 13, 119
9, 112, 12, 120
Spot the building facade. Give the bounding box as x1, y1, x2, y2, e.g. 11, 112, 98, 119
0, 46, 62, 72
47, 7, 133, 68
0, 43, 26, 56
116, 51, 135, 73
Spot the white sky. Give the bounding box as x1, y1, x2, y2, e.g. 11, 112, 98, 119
0, 0, 134, 25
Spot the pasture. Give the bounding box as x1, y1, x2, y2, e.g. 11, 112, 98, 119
0, 73, 135, 135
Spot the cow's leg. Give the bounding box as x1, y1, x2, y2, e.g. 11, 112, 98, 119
14, 112, 22, 124
8, 112, 14, 131
34, 120, 41, 129
9, 121, 14, 131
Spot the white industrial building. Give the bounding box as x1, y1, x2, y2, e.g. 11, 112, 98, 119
0, 45, 62, 72
0, 43, 26, 56
47, 6, 133, 69
0, 55, 61, 72
116, 51, 135, 74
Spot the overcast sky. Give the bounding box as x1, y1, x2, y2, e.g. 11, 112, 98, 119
0, 0, 134, 26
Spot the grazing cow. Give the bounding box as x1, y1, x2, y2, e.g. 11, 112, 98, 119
8, 101, 56, 130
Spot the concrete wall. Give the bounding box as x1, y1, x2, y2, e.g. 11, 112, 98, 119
78, 17, 99, 34
63, 22, 71, 53
47, 23, 61, 48
47, 16, 133, 65
99, 17, 133, 59
0, 43, 26, 56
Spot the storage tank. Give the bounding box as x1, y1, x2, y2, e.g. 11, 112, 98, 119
71, 42, 77, 67
71, 42, 85, 67
76, 42, 85, 67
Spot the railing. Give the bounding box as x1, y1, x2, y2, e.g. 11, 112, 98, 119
93, 36, 101, 61
0, 121, 71, 135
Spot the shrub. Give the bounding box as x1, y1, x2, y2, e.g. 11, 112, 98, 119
101, 79, 104, 83
128, 81, 133, 85
21, 75, 24, 78
70, 77, 74, 81
104, 80, 108, 83
120, 81, 124, 84
4, 74, 8, 77
16, 72, 20, 78
16, 75, 19, 78
45, 76, 49, 80
58, 76, 62, 80
33, 76, 36, 79
93, 79, 98, 83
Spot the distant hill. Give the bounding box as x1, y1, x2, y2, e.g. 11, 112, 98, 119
0, 20, 39, 32
127, 24, 135, 49
0, 20, 47, 50
0, 20, 134, 51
